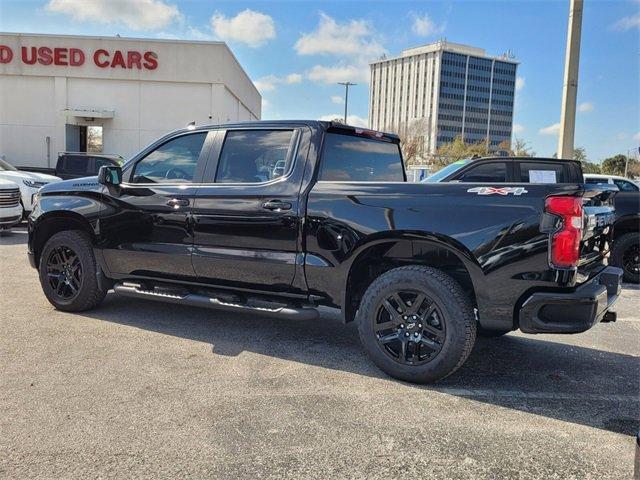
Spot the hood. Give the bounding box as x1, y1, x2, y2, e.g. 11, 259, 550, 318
39, 175, 102, 195
0, 170, 61, 183
0, 177, 20, 188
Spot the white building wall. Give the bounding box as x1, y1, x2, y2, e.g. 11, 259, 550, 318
0, 33, 261, 167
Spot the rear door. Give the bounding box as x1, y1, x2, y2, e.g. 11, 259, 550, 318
99, 130, 213, 281
191, 126, 306, 293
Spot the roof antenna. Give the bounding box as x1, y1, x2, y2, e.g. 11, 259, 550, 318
186, 121, 196, 130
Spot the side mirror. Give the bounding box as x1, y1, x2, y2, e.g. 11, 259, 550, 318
98, 165, 122, 186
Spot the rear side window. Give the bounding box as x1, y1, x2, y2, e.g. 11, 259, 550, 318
93, 157, 113, 170
613, 179, 639, 192
62, 156, 89, 175
457, 162, 507, 182
215, 130, 294, 183
320, 133, 404, 182
520, 162, 565, 183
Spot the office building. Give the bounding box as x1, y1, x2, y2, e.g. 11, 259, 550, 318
369, 41, 518, 157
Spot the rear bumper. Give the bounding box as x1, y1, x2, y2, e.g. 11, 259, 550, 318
519, 266, 623, 334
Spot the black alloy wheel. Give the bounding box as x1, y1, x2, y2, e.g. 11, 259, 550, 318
623, 243, 640, 279
611, 232, 640, 284
46, 245, 83, 300
374, 290, 446, 366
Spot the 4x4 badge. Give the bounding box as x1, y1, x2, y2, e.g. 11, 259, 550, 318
467, 186, 528, 196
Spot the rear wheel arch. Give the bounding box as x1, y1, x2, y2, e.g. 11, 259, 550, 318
343, 236, 480, 323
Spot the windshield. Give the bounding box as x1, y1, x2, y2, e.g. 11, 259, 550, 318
0, 158, 18, 171
423, 159, 472, 183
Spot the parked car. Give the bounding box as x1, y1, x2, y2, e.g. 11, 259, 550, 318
18, 152, 123, 180
423, 156, 584, 184
28, 121, 622, 383
584, 174, 639, 283
0, 157, 61, 217
0, 178, 24, 230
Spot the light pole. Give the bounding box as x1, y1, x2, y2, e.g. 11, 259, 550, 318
557, 0, 584, 159
338, 82, 357, 123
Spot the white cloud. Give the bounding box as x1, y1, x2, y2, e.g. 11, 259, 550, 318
318, 114, 368, 127
307, 64, 369, 84
616, 132, 629, 141
284, 73, 302, 84
513, 123, 524, 134
411, 13, 445, 37
297, 13, 386, 86
294, 13, 385, 59
613, 13, 640, 31
253, 73, 302, 93
331, 95, 344, 104
253, 75, 278, 92
46, 0, 181, 30
211, 9, 275, 47
578, 101, 594, 113
515, 76, 525, 91
539, 122, 561, 135
634, 132, 640, 141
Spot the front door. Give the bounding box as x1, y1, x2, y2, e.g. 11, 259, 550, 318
191, 127, 304, 293
100, 130, 213, 282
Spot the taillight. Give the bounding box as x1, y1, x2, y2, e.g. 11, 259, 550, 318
545, 196, 583, 268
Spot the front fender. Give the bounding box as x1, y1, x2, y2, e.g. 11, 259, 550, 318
28, 192, 105, 267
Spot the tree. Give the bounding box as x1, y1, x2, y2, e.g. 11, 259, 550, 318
435, 135, 487, 167
398, 119, 428, 166
602, 154, 640, 178
496, 138, 535, 157
572, 147, 602, 174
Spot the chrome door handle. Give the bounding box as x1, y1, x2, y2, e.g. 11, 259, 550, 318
262, 200, 292, 211
166, 198, 190, 208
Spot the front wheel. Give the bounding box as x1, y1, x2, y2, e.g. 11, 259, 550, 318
611, 232, 640, 284
357, 265, 476, 384
38, 230, 107, 311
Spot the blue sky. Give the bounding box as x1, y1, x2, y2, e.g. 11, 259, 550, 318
1, 0, 638, 161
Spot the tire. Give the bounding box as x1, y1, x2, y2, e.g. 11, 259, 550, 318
356, 265, 476, 384
477, 326, 510, 338
610, 232, 640, 284
38, 230, 107, 311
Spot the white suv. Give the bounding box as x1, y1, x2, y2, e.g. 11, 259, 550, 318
0, 178, 23, 230
0, 158, 61, 217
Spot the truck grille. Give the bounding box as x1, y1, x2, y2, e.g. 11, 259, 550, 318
0, 188, 20, 208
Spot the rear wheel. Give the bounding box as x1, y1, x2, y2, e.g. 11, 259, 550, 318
357, 265, 476, 383
38, 230, 107, 311
611, 233, 639, 284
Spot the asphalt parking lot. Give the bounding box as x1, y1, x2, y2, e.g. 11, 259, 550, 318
1, 225, 638, 479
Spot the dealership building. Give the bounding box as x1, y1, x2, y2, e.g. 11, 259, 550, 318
0, 33, 261, 168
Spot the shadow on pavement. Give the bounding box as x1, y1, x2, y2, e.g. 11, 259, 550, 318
82, 293, 640, 436
0, 224, 28, 246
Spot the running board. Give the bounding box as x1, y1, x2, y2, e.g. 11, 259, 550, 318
113, 283, 319, 321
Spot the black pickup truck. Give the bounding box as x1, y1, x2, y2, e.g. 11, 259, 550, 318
19, 153, 123, 180
28, 121, 622, 383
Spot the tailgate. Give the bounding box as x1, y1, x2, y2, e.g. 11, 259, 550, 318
580, 184, 618, 267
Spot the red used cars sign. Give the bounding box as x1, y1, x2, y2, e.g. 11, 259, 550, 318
0, 45, 158, 70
